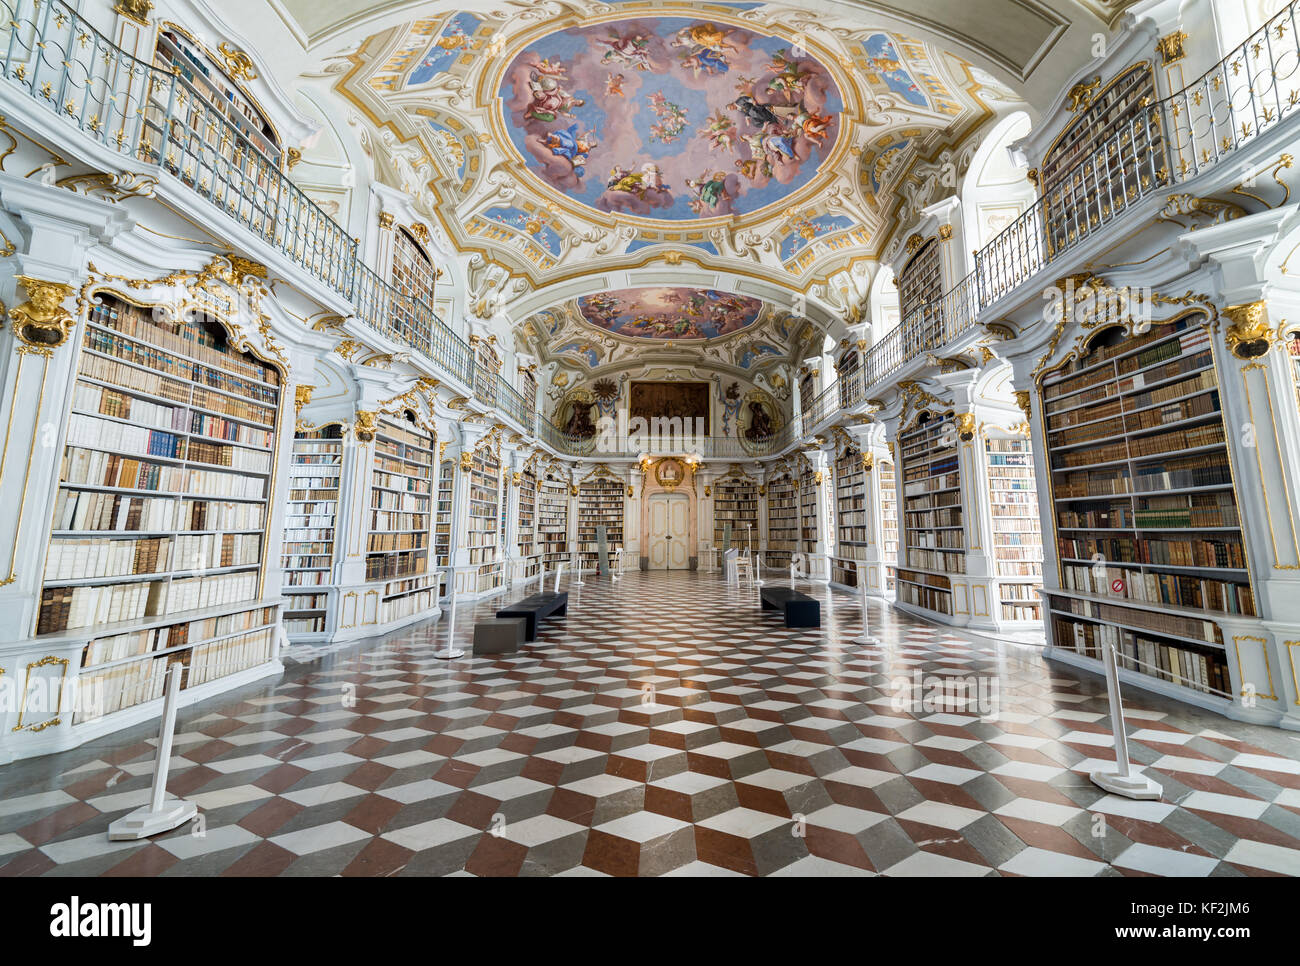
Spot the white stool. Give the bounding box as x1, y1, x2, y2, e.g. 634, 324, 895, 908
733, 554, 753, 585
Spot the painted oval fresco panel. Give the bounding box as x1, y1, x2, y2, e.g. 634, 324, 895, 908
500, 17, 844, 221
577, 287, 764, 341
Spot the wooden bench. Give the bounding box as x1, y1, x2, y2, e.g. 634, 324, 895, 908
496, 591, 569, 642
760, 586, 820, 628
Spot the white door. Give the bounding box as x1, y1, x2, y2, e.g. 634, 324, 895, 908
649, 494, 690, 570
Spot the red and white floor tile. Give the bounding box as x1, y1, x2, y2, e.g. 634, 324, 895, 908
2, 571, 1299, 877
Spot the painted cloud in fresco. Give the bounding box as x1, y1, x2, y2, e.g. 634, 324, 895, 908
578, 287, 764, 341
499, 17, 843, 221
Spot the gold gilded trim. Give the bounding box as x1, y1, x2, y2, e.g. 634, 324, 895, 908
13, 655, 69, 732
1233, 634, 1277, 701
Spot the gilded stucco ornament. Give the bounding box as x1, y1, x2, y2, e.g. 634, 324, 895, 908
354, 410, 379, 442
9, 276, 75, 352
1014, 390, 1032, 419
218, 43, 258, 81
1224, 301, 1274, 358
956, 412, 977, 441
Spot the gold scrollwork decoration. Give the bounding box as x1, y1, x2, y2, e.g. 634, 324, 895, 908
218, 42, 258, 81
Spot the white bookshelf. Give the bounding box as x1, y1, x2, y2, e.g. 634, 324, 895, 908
765, 475, 798, 568
1041, 314, 1248, 703
897, 412, 963, 616
985, 434, 1043, 623
577, 477, 624, 572
42, 292, 282, 725
281, 425, 342, 639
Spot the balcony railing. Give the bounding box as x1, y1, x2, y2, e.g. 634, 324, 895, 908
798, 0, 1300, 436
0, 0, 481, 386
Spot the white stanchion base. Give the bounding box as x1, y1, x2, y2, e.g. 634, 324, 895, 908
852, 636, 881, 646
1090, 768, 1162, 800
107, 798, 198, 840
433, 647, 465, 660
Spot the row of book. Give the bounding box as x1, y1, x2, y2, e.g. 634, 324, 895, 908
370, 489, 430, 513
903, 472, 959, 497
38, 569, 259, 633
1058, 564, 1256, 616
1057, 534, 1246, 569
283, 527, 334, 542
905, 548, 966, 572
45, 536, 171, 582
1050, 591, 1221, 643
85, 327, 276, 406
74, 382, 184, 433
51, 490, 174, 533
62, 447, 266, 499
372, 470, 431, 495
1052, 616, 1230, 695
1055, 494, 1239, 530
365, 549, 427, 581
82, 605, 275, 667
188, 628, 277, 687
367, 531, 428, 552
905, 508, 962, 529
88, 301, 278, 386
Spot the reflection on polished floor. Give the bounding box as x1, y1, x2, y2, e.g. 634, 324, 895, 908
2, 572, 1299, 877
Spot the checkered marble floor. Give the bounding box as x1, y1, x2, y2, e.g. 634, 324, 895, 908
3, 571, 1300, 877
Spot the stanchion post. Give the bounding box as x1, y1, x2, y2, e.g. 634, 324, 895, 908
612, 548, 623, 582
853, 577, 880, 645
554, 562, 566, 594
108, 664, 198, 840
1089, 641, 1161, 799
433, 583, 465, 660
571, 550, 585, 586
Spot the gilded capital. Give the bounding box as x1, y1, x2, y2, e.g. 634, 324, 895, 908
955, 411, 977, 441
354, 409, 378, 442
1013, 390, 1032, 419
1224, 300, 1274, 358
10, 276, 75, 353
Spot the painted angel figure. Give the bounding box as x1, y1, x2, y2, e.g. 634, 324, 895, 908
597, 33, 653, 71
765, 48, 811, 97
698, 109, 738, 154
543, 124, 596, 178
524, 60, 584, 122
605, 73, 626, 97
686, 171, 730, 213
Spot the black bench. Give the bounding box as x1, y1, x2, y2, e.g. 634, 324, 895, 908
760, 586, 821, 628
496, 591, 568, 642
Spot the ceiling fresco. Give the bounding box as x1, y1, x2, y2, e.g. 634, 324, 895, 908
498, 18, 844, 221
577, 286, 764, 340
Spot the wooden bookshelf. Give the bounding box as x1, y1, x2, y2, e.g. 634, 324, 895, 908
986, 435, 1043, 622
44, 292, 281, 720
765, 475, 798, 568
539, 476, 570, 569
518, 469, 537, 558
712, 476, 758, 551
469, 448, 503, 593
282, 426, 342, 637
880, 458, 898, 591
833, 449, 867, 586
578, 477, 624, 571
366, 417, 432, 582
1041, 313, 1251, 702
898, 412, 963, 616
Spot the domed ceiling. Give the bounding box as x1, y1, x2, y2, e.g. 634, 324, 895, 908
322, 1, 1032, 379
